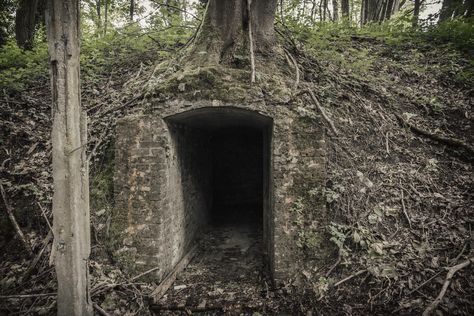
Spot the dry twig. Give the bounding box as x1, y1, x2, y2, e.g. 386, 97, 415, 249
422, 257, 474, 316
396, 114, 474, 159
93, 303, 111, 316
400, 190, 412, 229
334, 270, 367, 287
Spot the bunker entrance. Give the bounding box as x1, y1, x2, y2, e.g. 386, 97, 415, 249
165, 108, 273, 283
211, 127, 263, 226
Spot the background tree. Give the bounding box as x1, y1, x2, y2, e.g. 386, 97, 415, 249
15, 0, 40, 49
45, 0, 92, 315
0, 0, 16, 47
341, 0, 350, 20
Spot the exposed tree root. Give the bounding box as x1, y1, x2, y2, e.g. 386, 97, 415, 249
396, 114, 474, 159
422, 257, 474, 316
303, 89, 339, 135
247, 0, 256, 84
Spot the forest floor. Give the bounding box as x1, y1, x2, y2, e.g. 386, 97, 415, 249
0, 28, 473, 315
151, 224, 277, 315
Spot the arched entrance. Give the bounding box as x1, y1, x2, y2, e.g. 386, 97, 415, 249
164, 107, 273, 276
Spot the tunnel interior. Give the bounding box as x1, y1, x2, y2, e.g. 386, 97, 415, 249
211, 127, 263, 226
165, 108, 273, 264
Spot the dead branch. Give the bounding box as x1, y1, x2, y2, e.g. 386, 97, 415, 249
248, 0, 256, 84
93, 303, 111, 316
130, 266, 161, 282
333, 269, 367, 287
150, 244, 198, 302
400, 190, 412, 228
304, 89, 339, 135
422, 257, 474, 316
396, 114, 474, 158
326, 255, 341, 277
0, 293, 56, 299
0, 183, 33, 256
149, 304, 224, 313
22, 230, 53, 282
37, 202, 53, 233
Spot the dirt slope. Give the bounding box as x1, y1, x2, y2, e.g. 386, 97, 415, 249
0, 33, 473, 315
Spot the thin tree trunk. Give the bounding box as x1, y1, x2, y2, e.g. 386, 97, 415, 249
310, 0, 317, 22
439, 0, 454, 21
384, 0, 394, 19
412, 0, 420, 26
15, 0, 39, 49
45, 0, 92, 315
96, 0, 101, 31
466, 0, 474, 17
323, 0, 328, 20
333, 0, 339, 21
341, 0, 350, 19
130, 0, 135, 21
104, 0, 108, 35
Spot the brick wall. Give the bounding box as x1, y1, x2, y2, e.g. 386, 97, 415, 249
113, 102, 328, 285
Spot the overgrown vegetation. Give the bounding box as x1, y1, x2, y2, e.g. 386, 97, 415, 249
1, 0, 473, 315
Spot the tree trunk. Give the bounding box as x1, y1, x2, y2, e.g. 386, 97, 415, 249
412, 0, 420, 26
15, 0, 39, 49
130, 0, 135, 21
96, 0, 102, 31
333, 0, 339, 21
192, 0, 277, 65
104, 0, 108, 34
439, 0, 464, 22
384, 0, 394, 19
341, 0, 350, 19
466, 0, 474, 17
45, 0, 92, 315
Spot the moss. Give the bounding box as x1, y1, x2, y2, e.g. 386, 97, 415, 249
145, 49, 296, 106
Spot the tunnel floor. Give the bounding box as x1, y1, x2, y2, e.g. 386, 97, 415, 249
154, 224, 270, 313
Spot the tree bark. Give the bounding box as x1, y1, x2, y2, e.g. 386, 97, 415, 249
15, 0, 39, 49
130, 0, 135, 21
341, 0, 350, 19
96, 0, 102, 30
412, 0, 420, 26
45, 0, 92, 315
104, 0, 108, 34
466, 0, 474, 17
439, 0, 464, 22
333, 0, 339, 21
192, 0, 277, 65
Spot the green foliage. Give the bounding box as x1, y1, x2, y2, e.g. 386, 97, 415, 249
424, 18, 474, 52
0, 38, 48, 92
328, 222, 351, 258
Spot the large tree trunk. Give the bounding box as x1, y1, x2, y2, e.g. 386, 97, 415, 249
45, 0, 92, 315
192, 0, 277, 65
15, 0, 39, 49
